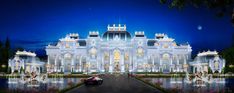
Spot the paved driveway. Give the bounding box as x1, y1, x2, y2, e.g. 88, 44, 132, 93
67, 74, 162, 93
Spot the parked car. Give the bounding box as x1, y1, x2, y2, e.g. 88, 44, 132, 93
84, 76, 103, 85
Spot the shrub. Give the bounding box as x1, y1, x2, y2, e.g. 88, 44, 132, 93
71, 72, 83, 74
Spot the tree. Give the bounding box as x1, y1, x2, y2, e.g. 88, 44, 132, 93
220, 47, 234, 73
0, 40, 2, 61
20, 67, 24, 73
221, 67, 225, 73
15, 47, 24, 51
0, 40, 2, 49
1, 37, 11, 72
5, 37, 10, 51
0, 40, 2, 72
7, 67, 11, 74
208, 67, 212, 74
159, 0, 234, 25
232, 12, 234, 25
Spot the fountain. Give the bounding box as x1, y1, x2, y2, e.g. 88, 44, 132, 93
185, 71, 214, 87
8, 69, 48, 87
8, 61, 48, 87
7, 50, 50, 87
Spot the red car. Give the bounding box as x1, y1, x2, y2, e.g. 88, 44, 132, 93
84, 76, 103, 85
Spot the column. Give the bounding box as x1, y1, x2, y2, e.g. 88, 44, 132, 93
71, 56, 74, 72
183, 55, 187, 72
109, 53, 113, 72
193, 66, 195, 73
129, 53, 132, 72
156, 55, 158, 72
121, 53, 124, 72
79, 56, 82, 72
47, 55, 50, 72
170, 57, 173, 72
159, 59, 162, 65
55, 56, 57, 72
125, 33, 127, 41
39, 66, 40, 73
48, 55, 50, 64
159, 57, 162, 72
152, 56, 155, 72
107, 33, 109, 40
100, 54, 104, 72
96, 55, 99, 72
183, 55, 186, 64
177, 55, 179, 72
61, 58, 64, 72
88, 61, 91, 73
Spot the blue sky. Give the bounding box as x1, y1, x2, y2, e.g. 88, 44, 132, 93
0, 0, 233, 56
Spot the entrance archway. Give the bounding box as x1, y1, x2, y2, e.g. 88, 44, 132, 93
162, 53, 170, 73
64, 53, 72, 72
113, 49, 121, 72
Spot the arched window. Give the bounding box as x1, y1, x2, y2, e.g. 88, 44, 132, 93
113, 50, 120, 62
162, 53, 170, 60
64, 53, 72, 59
214, 60, 219, 69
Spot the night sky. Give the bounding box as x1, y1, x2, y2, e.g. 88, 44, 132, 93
0, 0, 233, 56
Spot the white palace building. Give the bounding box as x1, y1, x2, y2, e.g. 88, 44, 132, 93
45, 24, 193, 73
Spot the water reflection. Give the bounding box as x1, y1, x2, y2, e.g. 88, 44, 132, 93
143, 78, 234, 93
0, 78, 82, 92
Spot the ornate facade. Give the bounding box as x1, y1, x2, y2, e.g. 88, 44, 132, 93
46, 24, 192, 73
8, 51, 45, 73
189, 51, 225, 73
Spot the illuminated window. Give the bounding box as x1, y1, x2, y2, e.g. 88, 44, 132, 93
114, 50, 120, 62
66, 43, 70, 48
162, 53, 170, 60
214, 61, 219, 69
89, 47, 97, 56
163, 44, 168, 48
104, 52, 109, 61
124, 53, 129, 61
64, 53, 72, 59
173, 42, 177, 46
137, 47, 144, 57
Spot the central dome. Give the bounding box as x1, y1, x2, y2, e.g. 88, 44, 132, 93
102, 24, 131, 41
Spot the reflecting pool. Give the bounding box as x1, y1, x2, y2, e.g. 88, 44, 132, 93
0, 78, 82, 93
142, 78, 234, 93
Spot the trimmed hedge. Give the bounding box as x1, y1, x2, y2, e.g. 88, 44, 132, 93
91, 72, 99, 74
71, 72, 83, 74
